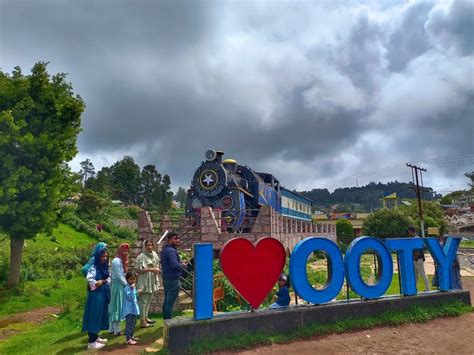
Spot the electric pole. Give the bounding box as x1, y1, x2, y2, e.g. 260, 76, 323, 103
406, 163, 429, 237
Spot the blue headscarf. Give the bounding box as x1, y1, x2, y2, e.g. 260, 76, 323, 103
81, 242, 107, 276
92, 244, 110, 280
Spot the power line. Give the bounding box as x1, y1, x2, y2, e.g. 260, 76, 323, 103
316, 153, 474, 189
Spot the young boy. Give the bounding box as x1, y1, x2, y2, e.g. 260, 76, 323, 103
270, 275, 290, 309
122, 271, 140, 345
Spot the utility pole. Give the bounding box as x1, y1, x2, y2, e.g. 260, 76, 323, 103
406, 163, 429, 237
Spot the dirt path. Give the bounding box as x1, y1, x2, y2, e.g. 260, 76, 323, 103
0, 306, 61, 340
234, 313, 474, 354
229, 277, 474, 355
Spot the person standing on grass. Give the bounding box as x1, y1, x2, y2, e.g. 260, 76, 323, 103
81, 242, 107, 276
408, 225, 430, 292
122, 271, 141, 345
109, 243, 130, 335
160, 232, 187, 320
136, 239, 160, 328
82, 245, 110, 350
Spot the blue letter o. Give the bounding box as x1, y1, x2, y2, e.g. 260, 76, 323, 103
344, 237, 393, 299
289, 237, 344, 304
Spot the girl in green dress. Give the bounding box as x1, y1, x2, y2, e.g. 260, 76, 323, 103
136, 239, 161, 327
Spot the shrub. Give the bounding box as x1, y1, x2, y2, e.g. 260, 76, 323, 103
362, 208, 414, 239
336, 219, 355, 245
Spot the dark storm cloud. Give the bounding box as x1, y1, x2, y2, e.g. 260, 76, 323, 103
426, 0, 474, 55
1, 0, 472, 192
386, 2, 434, 72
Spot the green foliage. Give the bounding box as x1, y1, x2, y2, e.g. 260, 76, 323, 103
79, 158, 95, 186
85, 158, 174, 211
76, 189, 109, 218
398, 199, 447, 235
300, 181, 441, 211
362, 208, 414, 238
109, 155, 141, 204
0, 62, 84, 239
101, 220, 136, 240
174, 187, 188, 205
440, 190, 464, 205
336, 219, 355, 245
0, 276, 170, 354
85, 166, 112, 196
460, 239, 474, 248
0, 62, 84, 286
58, 212, 104, 240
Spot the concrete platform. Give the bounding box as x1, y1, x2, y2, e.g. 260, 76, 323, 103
163, 290, 471, 354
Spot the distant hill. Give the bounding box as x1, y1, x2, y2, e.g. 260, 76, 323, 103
298, 181, 441, 212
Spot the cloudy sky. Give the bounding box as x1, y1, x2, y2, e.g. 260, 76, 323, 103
1, 0, 473, 194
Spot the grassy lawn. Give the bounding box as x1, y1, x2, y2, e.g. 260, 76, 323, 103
460, 239, 474, 248
0, 277, 84, 318
0, 274, 174, 354
0, 307, 167, 355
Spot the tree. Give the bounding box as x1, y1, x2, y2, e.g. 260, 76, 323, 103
336, 219, 355, 245
77, 189, 109, 219
398, 200, 447, 236
109, 156, 141, 204
79, 158, 95, 186
138, 164, 162, 209
439, 190, 464, 205
174, 187, 188, 206
159, 174, 173, 211
0, 63, 84, 287
362, 208, 414, 239
85, 166, 112, 196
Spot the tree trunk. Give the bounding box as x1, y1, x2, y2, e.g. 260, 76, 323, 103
6, 237, 25, 288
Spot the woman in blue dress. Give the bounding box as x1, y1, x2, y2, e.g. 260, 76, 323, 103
108, 243, 130, 335
82, 244, 110, 350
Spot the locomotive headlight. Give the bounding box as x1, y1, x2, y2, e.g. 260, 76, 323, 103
205, 149, 217, 162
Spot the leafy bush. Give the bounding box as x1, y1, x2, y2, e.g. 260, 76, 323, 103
362, 208, 414, 238
19, 245, 91, 281
336, 219, 355, 245
59, 213, 103, 240
101, 221, 136, 240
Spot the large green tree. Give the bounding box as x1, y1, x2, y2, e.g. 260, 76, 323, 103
0, 63, 84, 287
79, 158, 95, 186
398, 199, 447, 236
109, 156, 141, 204
174, 187, 188, 206
158, 174, 173, 211
362, 208, 414, 239
336, 219, 355, 245
138, 164, 162, 209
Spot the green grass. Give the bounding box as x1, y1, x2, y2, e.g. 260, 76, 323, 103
32, 223, 101, 249
187, 300, 473, 354
0, 277, 84, 318
460, 239, 474, 248
0, 307, 168, 355
0, 274, 187, 354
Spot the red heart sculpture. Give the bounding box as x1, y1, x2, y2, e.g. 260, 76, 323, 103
220, 237, 286, 309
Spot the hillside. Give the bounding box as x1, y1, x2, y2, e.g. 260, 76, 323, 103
299, 181, 441, 211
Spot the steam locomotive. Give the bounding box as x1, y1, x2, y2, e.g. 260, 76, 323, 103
185, 149, 313, 230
